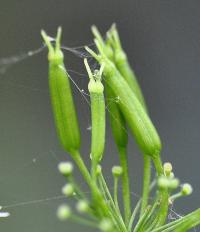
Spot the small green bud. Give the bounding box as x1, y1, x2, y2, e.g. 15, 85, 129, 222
112, 166, 123, 177
58, 162, 73, 176
96, 165, 102, 175
164, 162, 173, 177
181, 183, 193, 196
169, 172, 175, 179
158, 176, 169, 189
99, 219, 113, 232
158, 176, 179, 190
169, 178, 179, 189
57, 205, 71, 221
76, 200, 89, 213
62, 183, 74, 196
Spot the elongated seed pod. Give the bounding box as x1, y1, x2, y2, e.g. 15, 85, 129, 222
84, 59, 105, 162
41, 28, 80, 154
107, 24, 147, 111
105, 83, 128, 148
91, 26, 128, 148
86, 46, 161, 159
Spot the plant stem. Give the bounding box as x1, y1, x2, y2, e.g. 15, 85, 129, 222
71, 214, 98, 228
152, 155, 163, 176
156, 190, 169, 227
118, 146, 131, 226
133, 206, 151, 232
91, 158, 98, 183
140, 155, 151, 217
128, 200, 141, 231
70, 150, 109, 218
151, 208, 200, 232
113, 176, 121, 215
98, 173, 128, 232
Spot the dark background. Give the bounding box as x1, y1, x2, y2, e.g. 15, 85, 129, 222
0, 0, 200, 231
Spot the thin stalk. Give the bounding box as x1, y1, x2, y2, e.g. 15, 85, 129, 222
114, 176, 121, 215
145, 217, 159, 232
141, 200, 159, 231
98, 178, 124, 232
151, 208, 200, 232
91, 158, 98, 183
128, 200, 141, 231
71, 214, 98, 228
70, 150, 109, 218
98, 173, 128, 232
119, 146, 131, 225
140, 155, 151, 217
156, 190, 169, 227
133, 206, 151, 232
152, 155, 163, 176
68, 175, 87, 200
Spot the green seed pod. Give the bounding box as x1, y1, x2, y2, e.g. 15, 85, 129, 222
107, 24, 147, 111
41, 28, 81, 154
91, 26, 128, 150
105, 83, 128, 148
86, 45, 162, 164
84, 59, 105, 162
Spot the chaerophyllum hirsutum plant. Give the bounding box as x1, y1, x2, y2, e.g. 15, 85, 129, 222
41, 25, 200, 232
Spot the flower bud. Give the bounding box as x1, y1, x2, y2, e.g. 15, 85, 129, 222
76, 200, 89, 213
181, 183, 193, 196
158, 176, 179, 190
96, 165, 102, 175
99, 219, 113, 232
164, 162, 173, 177
58, 162, 73, 176
62, 184, 74, 197
112, 166, 123, 177
57, 205, 71, 220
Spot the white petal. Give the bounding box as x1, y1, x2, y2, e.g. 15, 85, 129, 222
0, 212, 10, 217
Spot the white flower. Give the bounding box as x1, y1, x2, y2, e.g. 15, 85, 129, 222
0, 206, 10, 218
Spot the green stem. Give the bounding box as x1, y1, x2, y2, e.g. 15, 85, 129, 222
114, 176, 121, 215
152, 155, 163, 177
140, 155, 151, 217
156, 189, 169, 227
91, 158, 98, 183
68, 175, 87, 200
71, 214, 98, 228
70, 150, 109, 218
151, 208, 200, 232
98, 173, 127, 232
128, 200, 141, 231
133, 206, 151, 232
118, 146, 131, 225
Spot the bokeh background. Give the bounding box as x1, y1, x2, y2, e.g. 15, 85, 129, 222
0, 0, 200, 231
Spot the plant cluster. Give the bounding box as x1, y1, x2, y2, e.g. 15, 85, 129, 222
41, 25, 200, 232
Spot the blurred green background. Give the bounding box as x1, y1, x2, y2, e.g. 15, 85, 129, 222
0, 0, 200, 231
